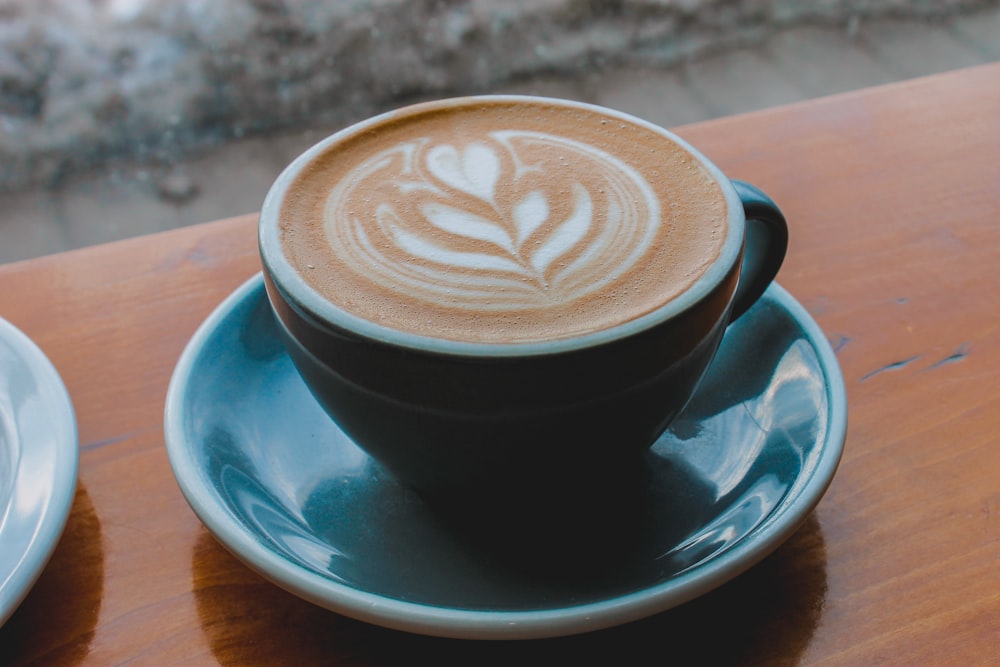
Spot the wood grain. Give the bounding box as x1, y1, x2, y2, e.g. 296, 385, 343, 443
1, 63, 998, 665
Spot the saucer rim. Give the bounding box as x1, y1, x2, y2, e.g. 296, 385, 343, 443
0, 318, 79, 628
165, 273, 847, 640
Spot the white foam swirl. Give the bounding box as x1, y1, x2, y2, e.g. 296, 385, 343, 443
322, 131, 661, 310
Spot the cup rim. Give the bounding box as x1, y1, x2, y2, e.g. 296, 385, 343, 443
258, 94, 744, 357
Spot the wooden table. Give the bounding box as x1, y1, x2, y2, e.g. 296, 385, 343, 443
1, 63, 998, 665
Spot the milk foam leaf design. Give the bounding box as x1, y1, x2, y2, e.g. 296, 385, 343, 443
322, 129, 668, 313
530, 183, 593, 279
426, 143, 500, 203
391, 226, 526, 274
513, 190, 549, 246
419, 202, 515, 253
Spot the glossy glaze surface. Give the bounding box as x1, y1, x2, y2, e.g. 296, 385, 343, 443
0, 319, 78, 627
165, 275, 845, 639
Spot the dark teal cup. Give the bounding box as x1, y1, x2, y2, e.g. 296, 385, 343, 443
258, 97, 787, 508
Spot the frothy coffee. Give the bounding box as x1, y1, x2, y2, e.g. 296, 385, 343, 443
279, 98, 728, 343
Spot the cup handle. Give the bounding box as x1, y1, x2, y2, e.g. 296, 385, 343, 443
729, 180, 789, 321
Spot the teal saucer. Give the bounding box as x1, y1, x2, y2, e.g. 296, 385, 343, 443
165, 274, 846, 640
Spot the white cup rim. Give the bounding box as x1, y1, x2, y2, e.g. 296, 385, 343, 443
258, 95, 745, 357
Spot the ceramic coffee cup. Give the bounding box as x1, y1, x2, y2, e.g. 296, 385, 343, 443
258, 95, 787, 505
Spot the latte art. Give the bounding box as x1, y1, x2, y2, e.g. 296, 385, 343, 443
279, 99, 728, 343
324, 132, 661, 311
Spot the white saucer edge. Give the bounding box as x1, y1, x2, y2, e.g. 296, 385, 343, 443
0, 318, 79, 628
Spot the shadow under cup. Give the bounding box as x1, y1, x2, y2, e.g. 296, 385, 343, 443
258, 97, 788, 553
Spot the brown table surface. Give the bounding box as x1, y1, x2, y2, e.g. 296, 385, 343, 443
2, 63, 999, 665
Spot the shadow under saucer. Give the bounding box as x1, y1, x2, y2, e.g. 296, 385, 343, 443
192, 513, 828, 666
0, 485, 104, 666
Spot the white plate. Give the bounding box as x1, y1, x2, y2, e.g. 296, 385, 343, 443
0, 318, 78, 627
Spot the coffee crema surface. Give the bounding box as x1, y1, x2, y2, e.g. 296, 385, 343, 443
280, 99, 728, 343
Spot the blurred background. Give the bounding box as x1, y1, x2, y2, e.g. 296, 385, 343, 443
1, 0, 998, 264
